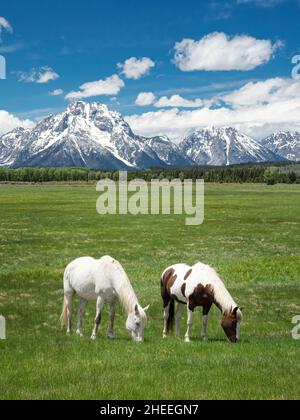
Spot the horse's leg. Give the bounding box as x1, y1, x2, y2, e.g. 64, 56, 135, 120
107, 301, 117, 339
66, 294, 73, 336
91, 295, 104, 340
163, 301, 171, 338
76, 298, 87, 337
184, 307, 194, 343
175, 303, 184, 338
201, 304, 212, 341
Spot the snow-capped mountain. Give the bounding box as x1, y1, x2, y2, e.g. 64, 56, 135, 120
143, 135, 193, 167
260, 132, 300, 162
0, 127, 32, 167
180, 127, 285, 166
0, 103, 290, 170
0, 102, 192, 170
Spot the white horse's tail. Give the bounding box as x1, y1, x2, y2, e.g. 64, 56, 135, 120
60, 267, 71, 328
60, 296, 68, 328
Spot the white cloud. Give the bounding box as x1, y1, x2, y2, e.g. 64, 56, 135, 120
136, 92, 205, 108
0, 17, 13, 41
126, 77, 300, 141
37, 69, 59, 84
118, 57, 155, 80
135, 92, 156, 106
0, 42, 24, 53
154, 95, 203, 108
0, 110, 34, 136
237, 0, 285, 7
50, 89, 64, 96
16, 67, 60, 84
173, 32, 282, 72
65, 74, 124, 100
220, 78, 300, 107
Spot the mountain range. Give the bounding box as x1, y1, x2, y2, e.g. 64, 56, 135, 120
179, 127, 283, 166
260, 131, 300, 162
0, 101, 298, 170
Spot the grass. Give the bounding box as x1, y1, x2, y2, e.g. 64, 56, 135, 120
0, 183, 299, 400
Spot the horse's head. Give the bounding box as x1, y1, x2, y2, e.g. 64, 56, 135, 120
221, 307, 243, 343
126, 304, 150, 342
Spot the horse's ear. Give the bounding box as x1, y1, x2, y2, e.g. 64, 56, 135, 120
135, 304, 139, 316
143, 305, 150, 312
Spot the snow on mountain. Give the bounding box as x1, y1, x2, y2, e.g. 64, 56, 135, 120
0, 102, 191, 170
0, 103, 291, 170
143, 135, 194, 167
180, 127, 286, 166
0, 127, 32, 167
260, 131, 300, 162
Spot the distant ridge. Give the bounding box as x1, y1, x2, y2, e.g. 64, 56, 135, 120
0, 102, 288, 169
180, 127, 285, 166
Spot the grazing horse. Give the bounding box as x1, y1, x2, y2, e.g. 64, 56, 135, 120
161, 262, 242, 343
60, 256, 149, 342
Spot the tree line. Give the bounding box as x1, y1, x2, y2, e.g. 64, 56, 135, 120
0, 163, 299, 184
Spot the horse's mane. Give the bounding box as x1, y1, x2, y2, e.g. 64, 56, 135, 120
112, 260, 147, 321
197, 264, 241, 319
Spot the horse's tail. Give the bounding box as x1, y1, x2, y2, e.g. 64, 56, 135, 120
167, 300, 175, 333
60, 267, 71, 328
60, 296, 68, 328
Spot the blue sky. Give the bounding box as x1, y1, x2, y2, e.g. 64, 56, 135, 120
1, 0, 300, 140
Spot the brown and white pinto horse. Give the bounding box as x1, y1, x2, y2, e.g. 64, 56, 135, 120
161, 262, 242, 343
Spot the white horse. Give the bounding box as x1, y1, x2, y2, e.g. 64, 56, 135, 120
60, 256, 149, 342
161, 262, 243, 343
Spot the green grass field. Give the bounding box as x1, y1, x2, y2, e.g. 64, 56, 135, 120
0, 183, 299, 400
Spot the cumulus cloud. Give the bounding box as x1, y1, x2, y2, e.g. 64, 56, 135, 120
50, 89, 64, 96
0, 110, 34, 136
16, 67, 60, 84
136, 92, 205, 108
220, 78, 300, 107
154, 95, 203, 108
126, 77, 300, 141
173, 32, 282, 72
118, 57, 155, 80
65, 74, 124, 100
135, 92, 156, 106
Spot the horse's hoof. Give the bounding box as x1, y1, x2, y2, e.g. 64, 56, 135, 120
76, 330, 83, 337
107, 334, 115, 340
184, 337, 190, 343
202, 336, 208, 342
66, 332, 72, 337
91, 335, 97, 341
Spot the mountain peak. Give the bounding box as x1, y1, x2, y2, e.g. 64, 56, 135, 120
0, 101, 191, 170
66, 101, 109, 114
261, 131, 300, 161
181, 127, 285, 166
